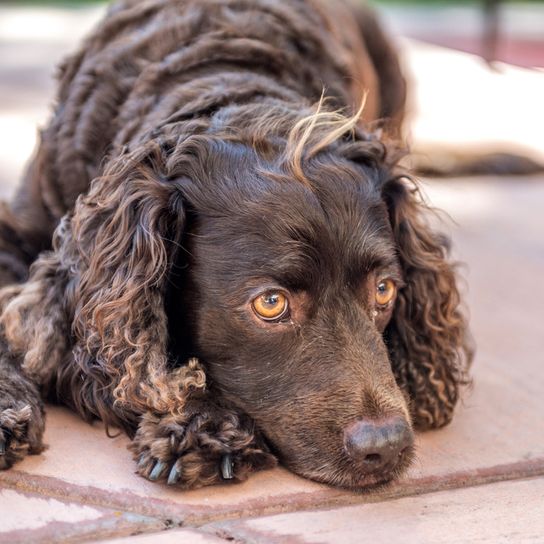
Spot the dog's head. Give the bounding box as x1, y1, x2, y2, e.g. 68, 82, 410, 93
72, 103, 470, 488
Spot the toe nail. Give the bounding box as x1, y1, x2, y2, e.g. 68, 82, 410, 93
167, 463, 181, 485
149, 460, 166, 481
221, 453, 233, 480
137, 455, 147, 469
0, 440, 5, 456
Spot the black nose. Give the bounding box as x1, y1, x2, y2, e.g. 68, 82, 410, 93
343, 416, 413, 473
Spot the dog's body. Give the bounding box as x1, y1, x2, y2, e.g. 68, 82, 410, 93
0, 0, 470, 489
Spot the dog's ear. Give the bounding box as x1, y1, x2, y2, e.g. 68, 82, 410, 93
381, 176, 472, 430
70, 145, 191, 418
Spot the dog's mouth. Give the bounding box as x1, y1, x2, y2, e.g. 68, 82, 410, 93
353, 471, 397, 488
340, 453, 414, 490
283, 443, 415, 490
342, 448, 414, 490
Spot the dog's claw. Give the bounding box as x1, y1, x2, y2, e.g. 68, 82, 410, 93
221, 453, 233, 480
149, 460, 166, 481
137, 454, 147, 469
167, 462, 181, 485
0, 438, 5, 456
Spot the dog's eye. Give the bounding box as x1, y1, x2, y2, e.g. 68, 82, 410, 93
252, 291, 289, 321
376, 279, 396, 307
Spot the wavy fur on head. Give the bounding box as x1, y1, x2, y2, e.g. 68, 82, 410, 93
0, 0, 470, 488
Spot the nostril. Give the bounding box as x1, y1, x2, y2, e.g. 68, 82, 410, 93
363, 453, 382, 465
343, 416, 414, 473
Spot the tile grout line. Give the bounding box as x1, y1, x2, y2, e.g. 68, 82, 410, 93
69, 471, 544, 544
189, 465, 544, 533
1, 457, 543, 529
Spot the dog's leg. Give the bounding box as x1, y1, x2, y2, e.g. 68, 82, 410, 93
129, 361, 276, 488
0, 246, 73, 469
131, 398, 276, 488
0, 345, 46, 469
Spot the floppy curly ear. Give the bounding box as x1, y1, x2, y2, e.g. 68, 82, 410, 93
382, 176, 472, 430
69, 144, 190, 420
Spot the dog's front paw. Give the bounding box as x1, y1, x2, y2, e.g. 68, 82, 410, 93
0, 391, 45, 470
131, 401, 276, 489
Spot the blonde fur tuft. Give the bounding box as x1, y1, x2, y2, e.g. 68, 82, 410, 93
286, 92, 368, 184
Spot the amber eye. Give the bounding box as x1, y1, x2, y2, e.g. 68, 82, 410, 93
376, 279, 396, 307
252, 291, 289, 321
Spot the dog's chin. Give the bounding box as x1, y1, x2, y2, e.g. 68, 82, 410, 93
288, 446, 415, 491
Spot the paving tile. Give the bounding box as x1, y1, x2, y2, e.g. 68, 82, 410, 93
0, 488, 164, 544
0, 408, 329, 522
98, 528, 227, 544
212, 476, 544, 544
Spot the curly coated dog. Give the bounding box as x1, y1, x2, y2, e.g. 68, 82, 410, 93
0, 0, 471, 489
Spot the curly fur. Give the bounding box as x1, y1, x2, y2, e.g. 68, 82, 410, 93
0, 0, 470, 489
0, 347, 46, 469
382, 178, 473, 429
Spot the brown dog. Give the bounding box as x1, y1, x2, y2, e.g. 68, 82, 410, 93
0, 0, 470, 489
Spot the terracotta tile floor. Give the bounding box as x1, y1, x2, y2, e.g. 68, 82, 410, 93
0, 5, 543, 543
